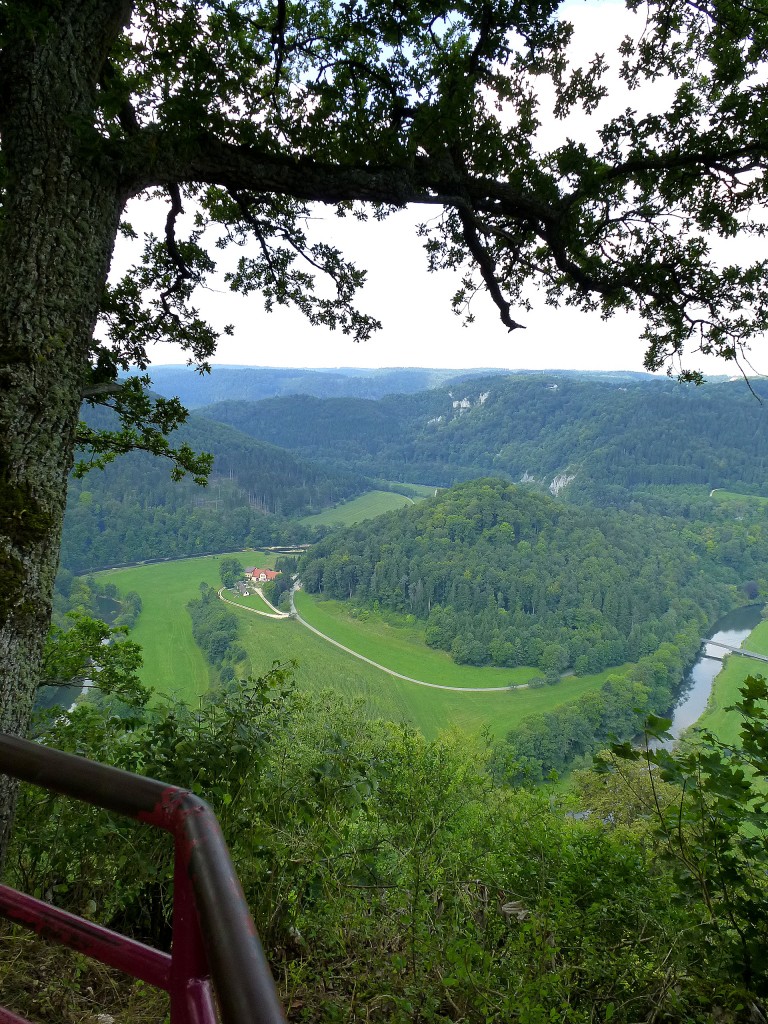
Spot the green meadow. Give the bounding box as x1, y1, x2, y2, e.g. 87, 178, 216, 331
298, 490, 414, 527
294, 592, 539, 689
382, 482, 439, 499
97, 555, 630, 740
697, 618, 768, 746
235, 607, 626, 739
710, 489, 768, 507
96, 550, 277, 702
225, 590, 279, 615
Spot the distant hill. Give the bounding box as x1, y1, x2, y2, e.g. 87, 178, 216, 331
61, 406, 367, 571
143, 364, 515, 408
300, 477, 748, 674
197, 373, 768, 507
64, 370, 768, 572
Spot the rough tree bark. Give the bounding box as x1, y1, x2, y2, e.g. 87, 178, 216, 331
0, 0, 423, 859
0, 0, 131, 856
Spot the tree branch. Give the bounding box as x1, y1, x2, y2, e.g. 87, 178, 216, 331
99, 58, 141, 136
456, 207, 525, 331
564, 144, 768, 210
270, 0, 288, 103
160, 183, 195, 316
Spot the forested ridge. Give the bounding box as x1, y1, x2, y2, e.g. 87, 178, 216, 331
61, 405, 365, 571
199, 374, 768, 505
60, 372, 768, 572
146, 365, 510, 408
301, 479, 763, 674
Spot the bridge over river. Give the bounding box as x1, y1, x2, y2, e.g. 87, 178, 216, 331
702, 640, 768, 663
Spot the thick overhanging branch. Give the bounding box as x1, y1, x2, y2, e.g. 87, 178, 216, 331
114, 125, 767, 355
456, 207, 525, 331
121, 127, 572, 223
161, 182, 195, 315
121, 129, 425, 205
81, 382, 124, 399
120, 133, 570, 311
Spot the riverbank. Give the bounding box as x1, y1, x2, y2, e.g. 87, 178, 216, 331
696, 615, 768, 746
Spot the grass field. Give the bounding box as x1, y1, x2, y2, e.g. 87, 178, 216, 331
710, 489, 768, 507
225, 590, 279, 615
237, 598, 628, 738
294, 592, 539, 688
697, 618, 768, 746
298, 490, 415, 527
381, 482, 440, 499
97, 553, 630, 740
95, 550, 277, 702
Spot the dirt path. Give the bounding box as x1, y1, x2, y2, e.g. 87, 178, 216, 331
289, 589, 529, 694
218, 588, 290, 619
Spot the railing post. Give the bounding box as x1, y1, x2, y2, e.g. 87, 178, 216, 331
170, 838, 217, 1024
0, 733, 288, 1024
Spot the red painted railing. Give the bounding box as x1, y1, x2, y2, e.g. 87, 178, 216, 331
0, 733, 287, 1024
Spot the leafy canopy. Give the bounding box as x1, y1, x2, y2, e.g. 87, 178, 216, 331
4, 0, 768, 478
67, 1, 768, 388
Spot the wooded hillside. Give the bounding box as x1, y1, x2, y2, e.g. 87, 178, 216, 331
300, 479, 764, 675
61, 405, 365, 571
200, 375, 768, 506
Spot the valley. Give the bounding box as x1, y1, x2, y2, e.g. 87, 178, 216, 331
59, 366, 768, 766
24, 365, 768, 1023
7, 3, 768, 1017
93, 551, 629, 740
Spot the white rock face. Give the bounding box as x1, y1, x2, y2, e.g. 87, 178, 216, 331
549, 473, 575, 496
478, 391, 490, 405
427, 415, 444, 425
452, 397, 472, 411
520, 471, 537, 483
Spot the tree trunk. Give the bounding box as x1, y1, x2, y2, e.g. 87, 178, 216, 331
0, 1, 131, 861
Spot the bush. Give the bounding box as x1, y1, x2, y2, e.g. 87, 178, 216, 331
8, 671, 768, 1021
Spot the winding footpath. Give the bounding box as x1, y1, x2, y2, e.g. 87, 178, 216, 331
219, 584, 530, 692
287, 589, 530, 694
218, 587, 290, 619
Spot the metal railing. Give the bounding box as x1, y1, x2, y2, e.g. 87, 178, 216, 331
0, 733, 287, 1024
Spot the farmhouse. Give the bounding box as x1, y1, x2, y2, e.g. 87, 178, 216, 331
244, 567, 281, 583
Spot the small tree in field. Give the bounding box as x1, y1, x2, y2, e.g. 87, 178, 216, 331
1, 0, 768, 852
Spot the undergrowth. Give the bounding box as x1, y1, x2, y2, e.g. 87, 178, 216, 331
1, 666, 767, 1023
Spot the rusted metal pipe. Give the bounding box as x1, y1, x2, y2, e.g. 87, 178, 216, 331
0, 733, 287, 1024
0, 884, 171, 989
0, 1006, 33, 1024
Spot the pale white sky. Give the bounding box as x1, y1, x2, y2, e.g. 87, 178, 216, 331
115, 0, 764, 379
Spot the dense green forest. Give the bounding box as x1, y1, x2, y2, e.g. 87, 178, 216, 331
61, 405, 364, 571
186, 583, 246, 681
199, 374, 768, 509
60, 373, 768, 573
301, 480, 764, 674
300, 478, 768, 779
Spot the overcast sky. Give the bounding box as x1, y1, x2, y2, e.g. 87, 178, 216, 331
115, 0, 763, 379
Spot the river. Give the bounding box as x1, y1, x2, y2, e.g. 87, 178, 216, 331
661, 604, 763, 747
